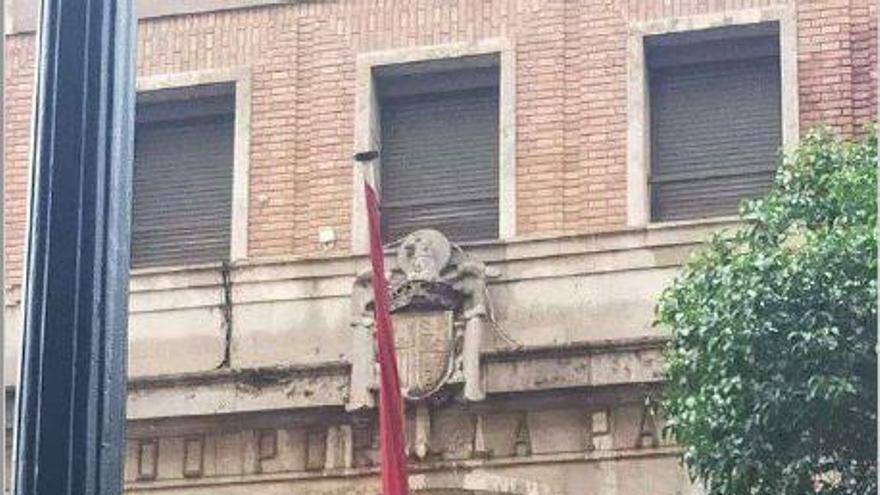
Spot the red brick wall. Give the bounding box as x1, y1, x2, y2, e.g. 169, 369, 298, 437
3, 0, 876, 284
849, 0, 877, 134
798, 0, 877, 134
5, 35, 35, 286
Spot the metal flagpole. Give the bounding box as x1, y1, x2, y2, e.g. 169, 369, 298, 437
354, 150, 410, 495
12, 1, 136, 494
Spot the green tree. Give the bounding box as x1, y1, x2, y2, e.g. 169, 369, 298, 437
657, 129, 877, 495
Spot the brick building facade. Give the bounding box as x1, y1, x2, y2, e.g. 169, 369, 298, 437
2, 1, 877, 494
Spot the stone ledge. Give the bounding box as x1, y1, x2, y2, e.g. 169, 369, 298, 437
123, 445, 681, 491
4, 222, 707, 382
6, 218, 736, 304
126, 337, 666, 420
127, 363, 350, 420
484, 337, 665, 393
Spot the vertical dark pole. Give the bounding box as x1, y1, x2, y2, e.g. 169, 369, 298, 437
13, 0, 135, 494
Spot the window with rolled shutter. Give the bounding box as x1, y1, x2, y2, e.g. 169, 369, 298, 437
132, 84, 235, 268
647, 22, 782, 222
377, 57, 500, 243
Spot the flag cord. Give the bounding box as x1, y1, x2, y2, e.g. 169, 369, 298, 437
448, 243, 524, 350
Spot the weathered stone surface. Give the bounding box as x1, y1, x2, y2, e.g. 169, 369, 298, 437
129, 307, 227, 377
261, 429, 308, 474
431, 412, 475, 460
121, 400, 685, 494
210, 432, 247, 477
590, 349, 664, 386
0, 223, 713, 388
122, 340, 664, 421
484, 352, 592, 393
480, 413, 522, 458
126, 365, 349, 419
484, 339, 664, 394
490, 268, 676, 348
409, 471, 553, 495
231, 298, 352, 368
527, 409, 586, 455
612, 404, 645, 450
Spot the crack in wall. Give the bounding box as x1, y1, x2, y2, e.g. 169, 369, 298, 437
219, 261, 234, 368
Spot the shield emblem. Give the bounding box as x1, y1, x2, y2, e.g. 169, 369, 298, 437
390, 311, 454, 399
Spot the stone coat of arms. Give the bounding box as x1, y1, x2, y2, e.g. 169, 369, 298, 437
348, 229, 491, 409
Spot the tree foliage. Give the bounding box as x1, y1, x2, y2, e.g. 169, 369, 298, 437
657, 129, 877, 494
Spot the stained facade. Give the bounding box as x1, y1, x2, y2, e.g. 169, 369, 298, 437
2, 0, 877, 494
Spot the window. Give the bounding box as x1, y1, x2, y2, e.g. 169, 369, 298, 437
375, 55, 500, 243
647, 22, 782, 222
132, 83, 235, 268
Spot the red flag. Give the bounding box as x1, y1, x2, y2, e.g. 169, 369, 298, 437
364, 181, 409, 495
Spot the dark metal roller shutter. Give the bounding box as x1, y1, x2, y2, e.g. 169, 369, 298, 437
132, 114, 234, 268
380, 87, 499, 243
649, 56, 782, 221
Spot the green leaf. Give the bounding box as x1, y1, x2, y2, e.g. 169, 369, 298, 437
657, 127, 878, 495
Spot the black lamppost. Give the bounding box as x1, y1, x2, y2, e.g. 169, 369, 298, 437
13, 1, 136, 494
